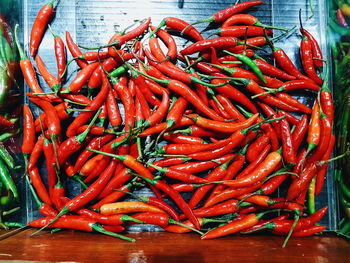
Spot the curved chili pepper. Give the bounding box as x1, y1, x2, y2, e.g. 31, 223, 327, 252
276, 94, 312, 115
300, 34, 323, 85
272, 45, 310, 80
156, 17, 204, 42
300, 28, 323, 68
144, 90, 170, 127
65, 31, 88, 68
30, 97, 61, 143
42, 159, 118, 231
192, 1, 264, 25
252, 206, 328, 234
34, 102, 69, 132
86, 59, 116, 90
149, 26, 177, 61
15, 25, 52, 99
106, 83, 122, 129
28, 166, 52, 205
222, 14, 286, 31
30, 0, 56, 57
224, 150, 282, 188
131, 66, 224, 121
35, 55, 61, 93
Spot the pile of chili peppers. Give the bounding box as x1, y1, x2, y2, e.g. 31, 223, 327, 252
0, 14, 22, 229
329, 0, 350, 239
15, 0, 337, 246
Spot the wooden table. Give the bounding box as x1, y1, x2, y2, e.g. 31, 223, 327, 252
0, 229, 349, 262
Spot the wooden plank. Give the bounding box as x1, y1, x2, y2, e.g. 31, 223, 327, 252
0, 229, 349, 262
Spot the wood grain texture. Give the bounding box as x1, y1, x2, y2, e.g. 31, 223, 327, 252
0, 230, 349, 262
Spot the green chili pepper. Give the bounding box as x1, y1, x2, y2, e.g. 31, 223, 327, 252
223, 50, 266, 84
0, 144, 14, 169
0, 158, 18, 201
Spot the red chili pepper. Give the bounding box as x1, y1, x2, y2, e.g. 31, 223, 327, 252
300, 28, 324, 68
246, 134, 270, 163
49, 29, 67, 83
164, 134, 206, 145
29, 97, 61, 142
35, 55, 61, 93
254, 59, 296, 80
157, 17, 204, 42
42, 137, 57, 200
34, 102, 70, 132
224, 150, 282, 188
111, 78, 135, 132
58, 109, 100, 165
180, 37, 239, 56
201, 212, 265, 239
300, 33, 323, 85
106, 84, 122, 129
279, 114, 297, 166
150, 164, 209, 184
144, 90, 170, 127
253, 206, 328, 234
87, 58, 119, 90
211, 73, 258, 113
271, 45, 310, 80
149, 26, 177, 61
134, 84, 151, 119
276, 94, 312, 115
61, 62, 99, 93
22, 105, 36, 158
65, 31, 88, 68
237, 145, 271, 179
29, 215, 134, 241
291, 115, 308, 151
136, 175, 200, 230
28, 166, 52, 205
189, 113, 259, 133
66, 73, 110, 137
76, 208, 142, 225
196, 1, 264, 24
189, 158, 237, 208
30, 0, 56, 57
215, 26, 273, 38
315, 134, 335, 195
169, 154, 235, 174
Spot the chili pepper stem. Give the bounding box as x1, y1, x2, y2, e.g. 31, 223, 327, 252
168, 219, 204, 235
92, 223, 135, 242
282, 213, 300, 248
180, 17, 214, 35
72, 174, 88, 189
30, 206, 69, 236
